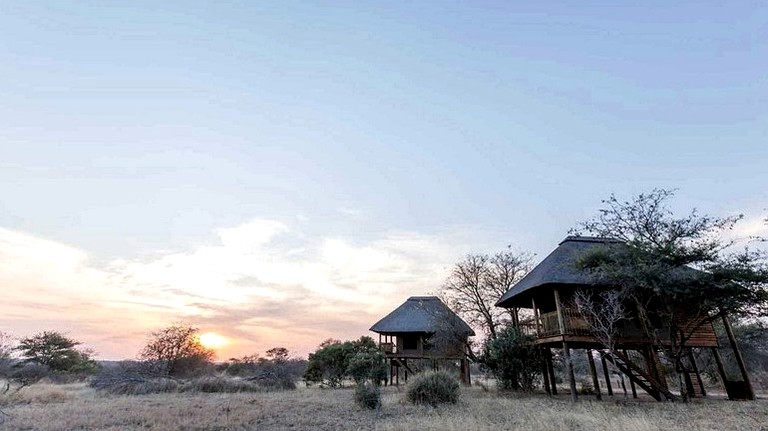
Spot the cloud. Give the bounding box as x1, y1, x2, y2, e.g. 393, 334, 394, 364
0, 220, 491, 359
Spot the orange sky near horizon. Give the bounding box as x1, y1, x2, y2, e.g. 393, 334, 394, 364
0, 220, 506, 360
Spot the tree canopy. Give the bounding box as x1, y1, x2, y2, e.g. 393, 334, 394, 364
573, 189, 768, 324
16, 331, 98, 373
573, 189, 768, 399
440, 248, 531, 339
138, 324, 214, 377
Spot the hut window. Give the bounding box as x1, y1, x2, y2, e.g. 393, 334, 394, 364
402, 335, 418, 350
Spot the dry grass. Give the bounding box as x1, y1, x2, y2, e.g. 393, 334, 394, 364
1, 382, 766, 431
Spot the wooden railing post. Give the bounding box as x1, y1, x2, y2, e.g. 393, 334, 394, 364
554, 289, 567, 335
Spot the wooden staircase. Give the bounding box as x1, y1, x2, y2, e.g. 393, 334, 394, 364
391, 357, 414, 375
602, 351, 676, 401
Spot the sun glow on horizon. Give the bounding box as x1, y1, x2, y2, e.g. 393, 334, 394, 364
198, 332, 229, 350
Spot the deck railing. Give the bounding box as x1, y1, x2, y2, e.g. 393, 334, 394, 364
533, 308, 594, 337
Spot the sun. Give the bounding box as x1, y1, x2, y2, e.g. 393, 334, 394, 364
198, 332, 229, 350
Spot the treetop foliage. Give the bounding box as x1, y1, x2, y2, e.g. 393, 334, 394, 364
139, 324, 214, 377
303, 336, 385, 388
15, 331, 99, 374
440, 248, 531, 339
573, 189, 768, 321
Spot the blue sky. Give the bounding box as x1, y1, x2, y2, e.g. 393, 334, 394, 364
1, 1, 766, 358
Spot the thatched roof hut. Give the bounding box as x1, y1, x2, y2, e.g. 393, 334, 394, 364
495, 236, 620, 309
371, 296, 474, 386
370, 296, 474, 336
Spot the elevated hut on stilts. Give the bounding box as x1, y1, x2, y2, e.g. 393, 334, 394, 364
496, 236, 755, 401
370, 296, 474, 386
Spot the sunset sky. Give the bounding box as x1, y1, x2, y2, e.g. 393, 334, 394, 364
1, 2, 767, 360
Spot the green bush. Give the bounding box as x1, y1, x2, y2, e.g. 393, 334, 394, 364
347, 350, 387, 385
303, 336, 381, 388
354, 381, 381, 410
405, 371, 459, 407
481, 326, 543, 391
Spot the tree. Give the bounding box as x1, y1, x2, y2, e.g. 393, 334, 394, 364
138, 325, 214, 377
572, 288, 626, 355
440, 248, 531, 339
481, 326, 544, 391
573, 189, 768, 401
15, 331, 98, 374
303, 336, 383, 388
265, 347, 289, 363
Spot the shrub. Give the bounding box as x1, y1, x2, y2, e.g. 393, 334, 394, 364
354, 381, 381, 410
347, 350, 387, 385
181, 377, 261, 393
91, 375, 180, 395
303, 336, 380, 388
223, 350, 304, 390
405, 371, 459, 407
481, 326, 543, 391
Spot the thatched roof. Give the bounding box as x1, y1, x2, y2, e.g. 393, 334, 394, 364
370, 296, 475, 336
495, 236, 621, 308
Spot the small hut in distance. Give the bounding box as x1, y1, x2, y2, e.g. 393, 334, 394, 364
370, 296, 474, 385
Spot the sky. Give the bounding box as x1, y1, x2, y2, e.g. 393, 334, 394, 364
1, 1, 767, 360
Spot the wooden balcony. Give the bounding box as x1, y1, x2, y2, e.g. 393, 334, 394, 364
517, 308, 597, 343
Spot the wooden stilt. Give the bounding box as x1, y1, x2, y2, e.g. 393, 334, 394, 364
459, 359, 471, 386
722, 315, 755, 400
619, 374, 628, 397
542, 349, 552, 396
645, 347, 666, 389
624, 350, 637, 398
554, 289, 576, 401
587, 349, 602, 400
601, 354, 613, 396
547, 348, 558, 395
563, 342, 578, 402
687, 348, 706, 397
711, 346, 728, 391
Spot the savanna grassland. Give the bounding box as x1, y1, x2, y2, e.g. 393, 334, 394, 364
2, 382, 766, 431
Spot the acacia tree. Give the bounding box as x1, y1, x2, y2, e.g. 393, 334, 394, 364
15, 331, 98, 373
573, 189, 768, 401
138, 325, 214, 377
439, 248, 531, 339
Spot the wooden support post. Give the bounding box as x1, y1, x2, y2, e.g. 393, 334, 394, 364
601, 354, 613, 396
547, 348, 558, 395
645, 347, 666, 389
587, 349, 602, 400
624, 349, 637, 398
711, 347, 728, 391
542, 349, 552, 396
687, 348, 706, 397
461, 342, 472, 386
722, 315, 755, 400
531, 298, 541, 336
513, 307, 519, 327
563, 342, 578, 402
555, 288, 576, 401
